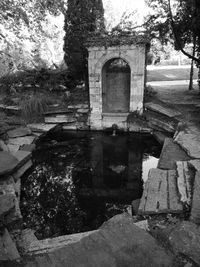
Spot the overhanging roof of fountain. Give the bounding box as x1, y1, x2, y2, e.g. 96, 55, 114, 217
86, 32, 150, 48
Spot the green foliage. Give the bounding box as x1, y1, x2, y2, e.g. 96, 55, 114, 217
21, 93, 52, 122
145, 0, 200, 64
64, 0, 105, 81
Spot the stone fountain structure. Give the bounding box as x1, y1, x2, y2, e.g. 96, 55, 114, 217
87, 34, 149, 130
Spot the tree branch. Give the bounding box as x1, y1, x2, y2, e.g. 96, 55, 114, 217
168, 0, 200, 63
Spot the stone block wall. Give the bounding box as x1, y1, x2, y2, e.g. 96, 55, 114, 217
88, 44, 146, 130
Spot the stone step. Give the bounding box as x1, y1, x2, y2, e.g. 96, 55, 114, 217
45, 114, 76, 124
176, 161, 194, 207
145, 102, 181, 118
138, 168, 183, 215
158, 138, 190, 170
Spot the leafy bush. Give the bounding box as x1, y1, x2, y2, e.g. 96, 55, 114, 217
144, 85, 157, 101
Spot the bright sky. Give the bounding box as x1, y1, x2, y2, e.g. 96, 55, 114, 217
103, 0, 148, 29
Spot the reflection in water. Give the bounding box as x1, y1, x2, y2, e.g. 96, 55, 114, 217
20, 132, 161, 239
142, 156, 159, 182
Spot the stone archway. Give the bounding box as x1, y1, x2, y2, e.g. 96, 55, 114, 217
102, 58, 131, 113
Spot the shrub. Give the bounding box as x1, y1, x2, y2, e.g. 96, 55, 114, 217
21, 93, 52, 123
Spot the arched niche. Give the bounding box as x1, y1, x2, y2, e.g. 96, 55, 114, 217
102, 58, 131, 113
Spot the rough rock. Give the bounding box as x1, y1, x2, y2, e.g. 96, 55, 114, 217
0, 139, 9, 152
0, 151, 19, 176
25, 214, 174, 267
168, 221, 200, 266
0, 192, 15, 218
7, 127, 32, 138
0, 228, 20, 261
174, 124, 200, 159
0, 182, 16, 218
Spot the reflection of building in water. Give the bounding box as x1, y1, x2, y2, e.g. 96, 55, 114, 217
79, 134, 143, 201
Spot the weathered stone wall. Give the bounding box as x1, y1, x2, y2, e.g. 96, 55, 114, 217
88, 44, 146, 130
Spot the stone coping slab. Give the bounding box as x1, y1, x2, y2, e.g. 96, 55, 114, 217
158, 138, 190, 170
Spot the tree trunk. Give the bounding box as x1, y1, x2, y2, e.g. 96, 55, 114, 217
189, 35, 196, 90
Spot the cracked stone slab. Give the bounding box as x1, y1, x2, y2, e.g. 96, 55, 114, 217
176, 161, 193, 207
138, 168, 183, 215
25, 214, 174, 267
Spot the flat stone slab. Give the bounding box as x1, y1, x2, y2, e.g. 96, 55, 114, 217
27, 123, 57, 133
153, 131, 169, 144
190, 171, 200, 224
138, 168, 183, 215
8, 136, 35, 147
7, 127, 32, 138
146, 113, 177, 133
0, 228, 20, 261
176, 161, 193, 207
158, 138, 190, 170
145, 102, 181, 118
0, 151, 19, 176
168, 221, 200, 266
174, 124, 200, 159
25, 214, 174, 267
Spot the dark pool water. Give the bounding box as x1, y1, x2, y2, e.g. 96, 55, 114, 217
20, 131, 161, 239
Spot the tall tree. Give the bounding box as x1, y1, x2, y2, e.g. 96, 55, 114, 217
63, 0, 105, 83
